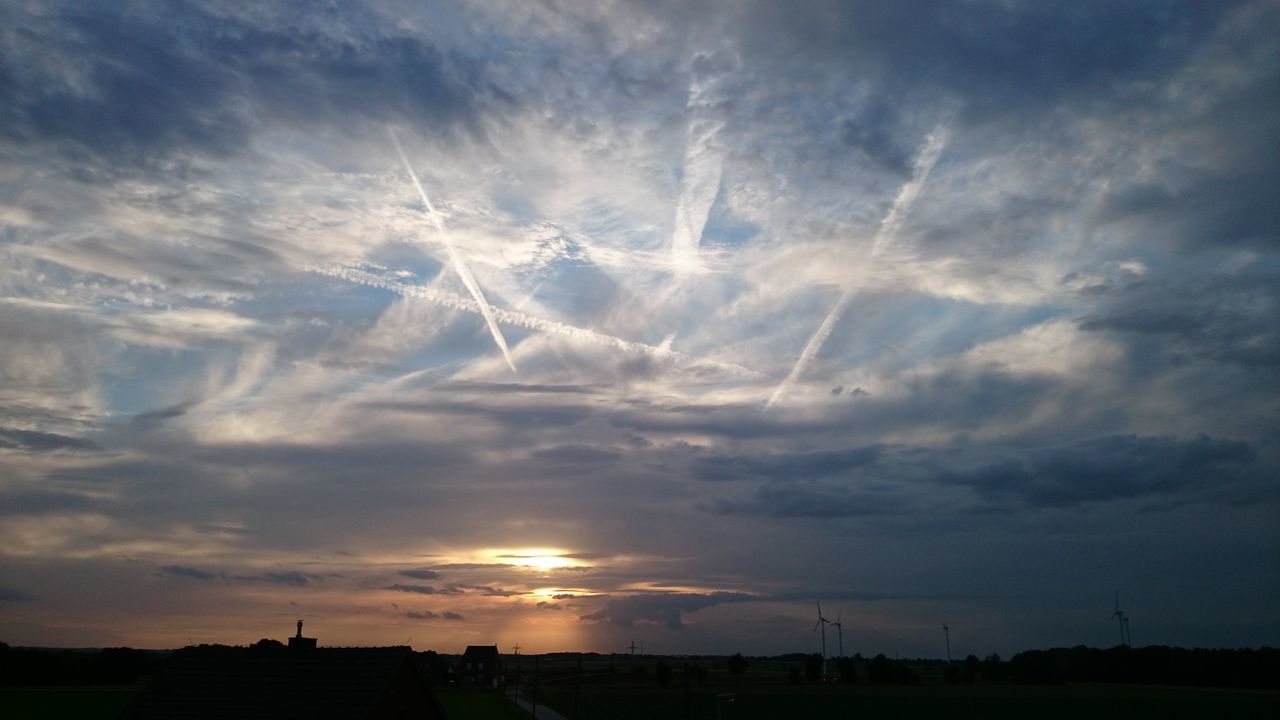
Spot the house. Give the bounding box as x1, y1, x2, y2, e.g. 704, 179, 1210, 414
119, 627, 444, 719
459, 644, 500, 687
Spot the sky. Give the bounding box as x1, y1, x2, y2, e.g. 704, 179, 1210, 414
1, 0, 1277, 658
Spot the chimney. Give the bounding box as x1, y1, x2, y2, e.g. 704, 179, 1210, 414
288, 620, 316, 651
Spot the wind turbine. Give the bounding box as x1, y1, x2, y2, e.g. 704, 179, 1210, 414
942, 623, 951, 663
1122, 614, 1132, 647
1111, 592, 1127, 648
830, 610, 844, 659
814, 602, 831, 673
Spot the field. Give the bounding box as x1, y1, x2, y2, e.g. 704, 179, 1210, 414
512, 660, 1280, 720
0, 687, 139, 720
436, 686, 530, 719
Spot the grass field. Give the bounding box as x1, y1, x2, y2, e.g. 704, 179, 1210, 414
529, 676, 1280, 720
0, 687, 140, 720
436, 686, 530, 719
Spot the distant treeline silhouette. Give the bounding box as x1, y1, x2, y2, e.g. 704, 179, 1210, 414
1009, 646, 1279, 689
0, 642, 167, 685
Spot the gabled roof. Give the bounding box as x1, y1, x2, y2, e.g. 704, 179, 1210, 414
462, 644, 499, 661
119, 645, 435, 719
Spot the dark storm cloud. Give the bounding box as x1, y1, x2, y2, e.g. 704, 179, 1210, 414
581, 591, 754, 630
0, 586, 37, 602
453, 585, 520, 597
383, 584, 462, 596
702, 434, 1257, 517
614, 368, 1054, 441
532, 444, 623, 465
0, 427, 100, 453
840, 98, 913, 175
0, 1, 488, 167
442, 611, 464, 621
706, 483, 911, 519
949, 434, 1256, 508
363, 399, 597, 430
398, 569, 442, 580
727, 0, 1237, 120
1078, 272, 1280, 367
694, 446, 885, 482
237, 571, 315, 587
159, 565, 320, 586
405, 610, 436, 620
159, 565, 217, 581
0, 488, 101, 517
430, 563, 515, 571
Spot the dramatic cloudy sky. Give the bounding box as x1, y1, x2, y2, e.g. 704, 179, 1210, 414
2, 1, 1277, 656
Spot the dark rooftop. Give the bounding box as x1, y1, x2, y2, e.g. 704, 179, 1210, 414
119, 644, 440, 719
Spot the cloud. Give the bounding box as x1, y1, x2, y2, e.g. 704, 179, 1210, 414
0, 2, 487, 166
384, 584, 461, 596
0, 586, 38, 602
455, 585, 520, 597
406, 610, 437, 620
159, 565, 319, 586
703, 434, 1259, 517
398, 569, 442, 580
160, 565, 217, 581
581, 592, 754, 630
706, 483, 910, 519
0, 428, 100, 453
949, 434, 1257, 508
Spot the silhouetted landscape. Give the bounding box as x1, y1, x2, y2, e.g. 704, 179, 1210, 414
4, 634, 1279, 719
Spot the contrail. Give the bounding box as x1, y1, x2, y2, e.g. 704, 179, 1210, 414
767, 125, 949, 407
388, 128, 517, 372
670, 74, 725, 276
311, 264, 762, 379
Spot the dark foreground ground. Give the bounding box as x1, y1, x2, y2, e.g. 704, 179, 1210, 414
0, 687, 139, 720
528, 677, 1280, 720
5, 674, 1277, 719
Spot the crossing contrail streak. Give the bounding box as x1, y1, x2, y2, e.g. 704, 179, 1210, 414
767, 125, 949, 407
670, 74, 725, 276
311, 264, 762, 379
388, 128, 517, 372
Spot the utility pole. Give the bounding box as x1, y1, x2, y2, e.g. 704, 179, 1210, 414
943, 623, 951, 663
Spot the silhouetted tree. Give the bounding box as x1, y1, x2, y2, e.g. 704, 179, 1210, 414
788, 666, 802, 684
656, 659, 672, 687
963, 654, 981, 683
867, 654, 917, 685
804, 653, 823, 681
983, 653, 1005, 681
727, 653, 749, 676
944, 663, 960, 684
251, 638, 284, 650
836, 657, 857, 684
690, 664, 709, 685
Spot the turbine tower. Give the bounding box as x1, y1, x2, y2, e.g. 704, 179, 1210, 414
830, 610, 844, 659
814, 602, 831, 673
1111, 591, 1128, 648
942, 623, 951, 663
